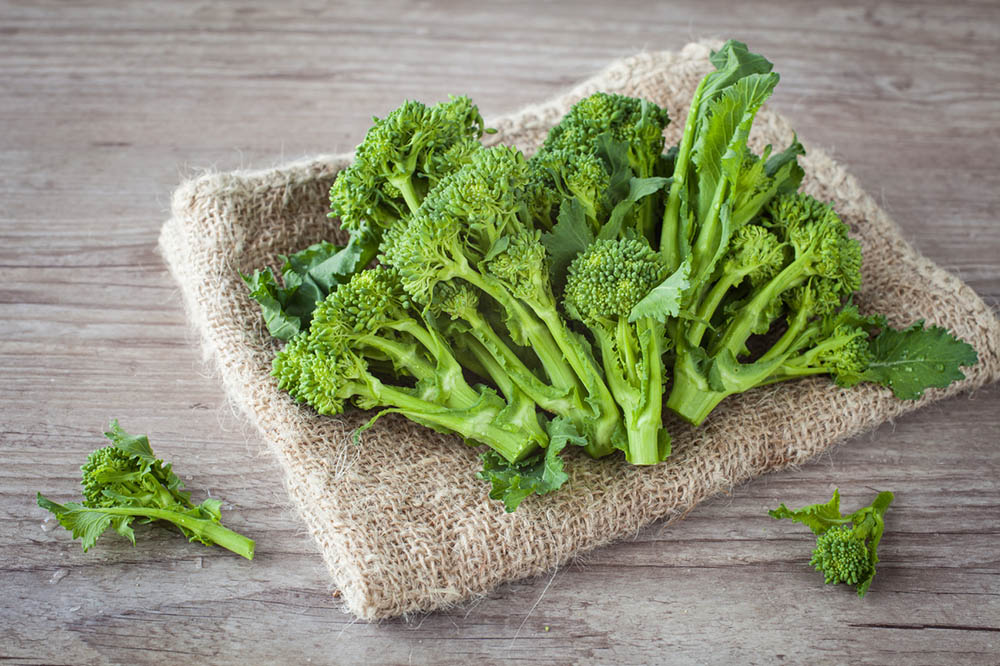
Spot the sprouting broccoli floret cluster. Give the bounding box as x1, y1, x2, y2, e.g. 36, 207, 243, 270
38, 422, 255, 559
247, 40, 977, 512
770, 488, 894, 597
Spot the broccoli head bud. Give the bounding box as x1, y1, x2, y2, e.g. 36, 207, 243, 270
564, 238, 668, 324
810, 525, 873, 586
80, 445, 141, 508
722, 224, 787, 287
329, 96, 489, 234
541, 92, 670, 178
563, 238, 671, 465
770, 488, 894, 597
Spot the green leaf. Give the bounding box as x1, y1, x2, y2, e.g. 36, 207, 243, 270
37, 494, 114, 552
861, 320, 978, 400
542, 198, 595, 286
243, 234, 376, 341
768, 487, 849, 535
594, 132, 632, 203
104, 420, 156, 465
629, 258, 690, 323
477, 417, 579, 512
241, 267, 305, 341
598, 176, 671, 241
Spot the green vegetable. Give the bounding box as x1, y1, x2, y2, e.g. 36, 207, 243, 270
381, 145, 623, 458
37, 422, 255, 560
242, 237, 373, 340
562, 238, 682, 464
770, 488, 893, 597
242, 40, 978, 511
273, 265, 548, 463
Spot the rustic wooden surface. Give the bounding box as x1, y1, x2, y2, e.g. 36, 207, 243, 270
2, 1, 998, 664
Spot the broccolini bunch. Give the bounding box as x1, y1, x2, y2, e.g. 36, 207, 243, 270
248, 41, 977, 511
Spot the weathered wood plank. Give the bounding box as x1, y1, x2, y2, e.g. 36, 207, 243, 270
1, 0, 997, 664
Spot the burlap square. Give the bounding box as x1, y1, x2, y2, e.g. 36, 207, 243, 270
158, 41, 1000, 620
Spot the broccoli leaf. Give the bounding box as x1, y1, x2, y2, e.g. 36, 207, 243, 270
861, 320, 978, 400
542, 197, 595, 287
598, 176, 671, 241
37, 494, 115, 552
478, 416, 582, 512
768, 487, 849, 535
629, 258, 690, 323
243, 235, 375, 340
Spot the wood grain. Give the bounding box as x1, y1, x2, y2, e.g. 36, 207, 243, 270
1, 1, 997, 664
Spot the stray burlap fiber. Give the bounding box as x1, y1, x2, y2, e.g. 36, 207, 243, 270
159, 41, 1000, 620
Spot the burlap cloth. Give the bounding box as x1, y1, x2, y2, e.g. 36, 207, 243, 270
159, 40, 1000, 620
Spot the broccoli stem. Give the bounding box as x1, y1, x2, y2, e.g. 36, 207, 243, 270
533, 306, 621, 455
352, 332, 481, 409
587, 319, 666, 464
388, 174, 423, 215
459, 307, 580, 415
660, 76, 707, 269
689, 178, 730, 283
79, 506, 255, 560
366, 378, 540, 463
461, 269, 582, 396
665, 350, 728, 426
710, 256, 808, 358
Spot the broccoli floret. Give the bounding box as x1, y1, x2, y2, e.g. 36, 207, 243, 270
666, 193, 873, 425
531, 92, 671, 241
37, 422, 255, 559
539, 91, 670, 180
275, 267, 548, 464
770, 488, 894, 597
563, 238, 672, 464
382, 146, 624, 456
329, 96, 489, 234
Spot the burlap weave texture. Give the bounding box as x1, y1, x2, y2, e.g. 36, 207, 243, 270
159, 41, 1000, 620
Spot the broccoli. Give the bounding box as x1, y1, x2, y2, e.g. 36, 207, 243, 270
274, 266, 548, 463
666, 191, 978, 425
531, 91, 672, 241
242, 52, 979, 513
37, 422, 255, 560
382, 145, 624, 457
563, 237, 675, 464
770, 488, 894, 597
329, 95, 490, 235
666, 193, 870, 424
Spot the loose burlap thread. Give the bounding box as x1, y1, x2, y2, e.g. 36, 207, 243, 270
159, 41, 1000, 620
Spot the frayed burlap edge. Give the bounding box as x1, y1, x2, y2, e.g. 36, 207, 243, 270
158, 40, 1000, 620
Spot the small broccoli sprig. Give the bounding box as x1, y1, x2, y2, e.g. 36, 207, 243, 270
37, 422, 255, 560
770, 488, 894, 597
665, 192, 978, 425
275, 266, 548, 464
530, 91, 672, 242
563, 237, 686, 464
329, 95, 490, 234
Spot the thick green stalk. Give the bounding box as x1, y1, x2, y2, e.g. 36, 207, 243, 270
83, 506, 255, 560
460, 308, 579, 415
710, 257, 807, 358
660, 77, 707, 268
388, 174, 423, 215
370, 380, 541, 463
460, 269, 582, 396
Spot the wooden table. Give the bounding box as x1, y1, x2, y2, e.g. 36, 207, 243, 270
3, 2, 998, 663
